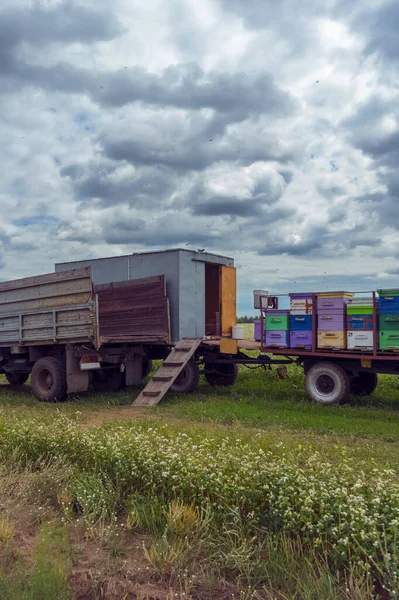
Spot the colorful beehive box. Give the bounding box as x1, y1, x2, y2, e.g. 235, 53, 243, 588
317, 292, 353, 350
379, 331, 399, 350
379, 314, 399, 331
289, 293, 313, 315
347, 299, 374, 316
264, 310, 290, 331
347, 314, 373, 330
290, 330, 312, 349
289, 314, 312, 349
377, 289, 399, 314
264, 310, 289, 348
347, 331, 373, 350
346, 299, 375, 348
265, 330, 289, 347
318, 330, 347, 349
254, 320, 261, 341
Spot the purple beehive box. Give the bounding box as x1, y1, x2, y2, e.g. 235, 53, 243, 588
290, 330, 312, 349
317, 293, 353, 311
318, 312, 346, 331
254, 320, 261, 341
265, 331, 289, 348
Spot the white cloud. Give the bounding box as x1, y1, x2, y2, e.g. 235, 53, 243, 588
1, 0, 399, 312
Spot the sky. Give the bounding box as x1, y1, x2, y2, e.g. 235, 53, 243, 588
1, 0, 399, 315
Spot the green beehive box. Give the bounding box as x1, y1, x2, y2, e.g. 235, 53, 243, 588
347, 305, 373, 315
378, 289, 399, 296
379, 314, 399, 331
379, 331, 399, 350
265, 314, 290, 331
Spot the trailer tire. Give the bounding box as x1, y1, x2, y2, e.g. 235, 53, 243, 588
170, 360, 199, 394
142, 359, 153, 379
205, 362, 238, 387
305, 362, 349, 405
31, 357, 67, 403
350, 372, 378, 396
6, 372, 29, 386
92, 368, 125, 393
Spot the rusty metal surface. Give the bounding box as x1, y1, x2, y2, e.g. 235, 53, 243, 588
96, 275, 170, 343
0, 268, 96, 347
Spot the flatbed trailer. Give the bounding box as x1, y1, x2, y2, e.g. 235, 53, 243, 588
200, 291, 399, 405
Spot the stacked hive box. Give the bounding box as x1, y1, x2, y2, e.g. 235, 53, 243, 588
264, 310, 290, 348
378, 289, 399, 350
289, 293, 313, 349
254, 320, 261, 341
346, 298, 374, 350
317, 292, 353, 349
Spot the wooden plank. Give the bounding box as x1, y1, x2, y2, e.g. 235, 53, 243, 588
220, 266, 237, 336
132, 338, 201, 407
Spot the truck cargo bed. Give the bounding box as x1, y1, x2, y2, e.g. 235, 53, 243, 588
0, 268, 96, 347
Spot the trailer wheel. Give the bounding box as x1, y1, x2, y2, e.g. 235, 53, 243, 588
92, 368, 125, 393
31, 357, 67, 402
205, 362, 238, 387
305, 362, 349, 405
6, 372, 29, 386
350, 372, 378, 396
142, 359, 153, 379
170, 360, 200, 394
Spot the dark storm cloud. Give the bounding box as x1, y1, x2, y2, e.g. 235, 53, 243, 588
0, 1, 123, 78
102, 121, 294, 173
192, 197, 263, 217
0, 1, 123, 47
72, 165, 176, 207
7, 59, 296, 122
353, 1, 399, 63
102, 216, 220, 247
259, 224, 382, 258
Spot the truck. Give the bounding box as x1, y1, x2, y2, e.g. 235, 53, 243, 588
0, 251, 240, 402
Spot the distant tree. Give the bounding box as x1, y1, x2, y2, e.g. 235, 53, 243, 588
237, 315, 259, 323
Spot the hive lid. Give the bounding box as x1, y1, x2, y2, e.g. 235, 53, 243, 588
378, 289, 399, 296
317, 291, 354, 298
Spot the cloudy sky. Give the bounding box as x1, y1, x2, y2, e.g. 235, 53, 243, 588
1, 0, 399, 314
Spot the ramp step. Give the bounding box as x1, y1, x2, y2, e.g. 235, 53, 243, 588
152, 375, 173, 382
163, 361, 184, 367
143, 391, 161, 397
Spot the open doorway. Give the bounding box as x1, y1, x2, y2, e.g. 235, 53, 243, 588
205, 263, 221, 336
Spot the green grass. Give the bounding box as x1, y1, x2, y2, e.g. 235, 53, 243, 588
1, 339, 399, 598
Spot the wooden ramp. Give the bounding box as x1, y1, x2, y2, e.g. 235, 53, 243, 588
132, 338, 202, 407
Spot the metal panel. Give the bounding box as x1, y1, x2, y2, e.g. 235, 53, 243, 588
56, 252, 181, 342
221, 265, 237, 336
96, 275, 170, 343
0, 268, 96, 347
55, 249, 235, 343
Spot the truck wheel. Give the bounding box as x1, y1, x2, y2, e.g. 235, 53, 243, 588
92, 368, 125, 393
350, 372, 378, 396
305, 362, 349, 405
31, 357, 67, 402
6, 372, 29, 386
170, 360, 200, 394
205, 362, 238, 387
142, 359, 153, 379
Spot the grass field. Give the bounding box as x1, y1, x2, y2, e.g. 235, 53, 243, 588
0, 325, 399, 599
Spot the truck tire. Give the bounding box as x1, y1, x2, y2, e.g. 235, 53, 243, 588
142, 359, 153, 379
31, 357, 67, 402
6, 372, 29, 386
205, 362, 238, 387
305, 362, 349, 405
350, 372, 378, 396
92, 368, 125, 393
170, 360, 200, 394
